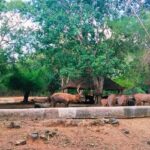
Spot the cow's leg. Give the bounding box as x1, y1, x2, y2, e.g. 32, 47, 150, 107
51, 98, 57, 107
141, 101, 144, 106
135, 99, 141, 106
53, 101, 57, 107
64, 101, 69, 107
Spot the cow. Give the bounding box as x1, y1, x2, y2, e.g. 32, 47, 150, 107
116, 95, 128, 106
134, 93, 150, 105
107, 94, 117, 106
101, 98, 108, 106
127, 95, 136, 106
49, 86, 82, 107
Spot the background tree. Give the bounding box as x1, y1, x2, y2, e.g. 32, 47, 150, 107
7, 57, 49, 103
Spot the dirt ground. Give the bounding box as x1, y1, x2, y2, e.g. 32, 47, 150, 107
0, 97, 150, 150
0, 96, 47, 104
0, 96, 97, 109
0, 118, 150, 150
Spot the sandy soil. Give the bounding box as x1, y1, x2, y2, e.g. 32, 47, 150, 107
0, 118, 150, 150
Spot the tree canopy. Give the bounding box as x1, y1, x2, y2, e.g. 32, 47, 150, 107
0, 0, 150, 99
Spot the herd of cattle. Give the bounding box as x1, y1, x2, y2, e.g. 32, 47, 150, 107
48, 91, 150, 107
101, 93, 150, 106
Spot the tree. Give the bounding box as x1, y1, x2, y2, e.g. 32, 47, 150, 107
0, 0, 44, 98
7, 59, 49, 103
111, 10, 150, 89
25, 0, 138, 93
1, 0, 150, 98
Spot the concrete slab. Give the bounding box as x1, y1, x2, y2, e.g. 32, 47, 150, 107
0, 106, 149, 120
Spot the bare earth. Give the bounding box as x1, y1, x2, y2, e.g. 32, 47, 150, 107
0, 118, 150, 150
0, 96, 97, 109
0, 97, 150, 150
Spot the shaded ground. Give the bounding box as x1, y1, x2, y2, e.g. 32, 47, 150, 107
0, 96, 47, 103
0, 96, 97, 109
0, 118, 150, 150
0, 96, 150, 109
0, 96, 46, 109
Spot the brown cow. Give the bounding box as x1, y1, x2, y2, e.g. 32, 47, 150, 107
134, 93, 150, 105
107, 94, 117, 106
50, 86, 82, 107
101, 98, 108, 106
116, 95, 128, 106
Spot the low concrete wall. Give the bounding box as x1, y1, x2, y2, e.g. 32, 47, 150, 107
0, 106, 150, 120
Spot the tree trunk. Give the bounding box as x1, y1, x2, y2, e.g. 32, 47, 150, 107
23, 91, 30, 103
61, 77, 70, 92
61, 77, 64, 88
99, 77, 104, 94
93, 77, 104, 104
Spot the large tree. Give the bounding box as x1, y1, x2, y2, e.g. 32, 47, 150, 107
25, 0, 146, 93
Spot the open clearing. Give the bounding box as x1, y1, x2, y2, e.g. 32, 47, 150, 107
0, 118, 150, 150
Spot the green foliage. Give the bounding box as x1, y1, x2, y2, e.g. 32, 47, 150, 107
48, 74, 60, 94
7, 64, 49, 93
102, 90, 119, 96
26, 0, 135, 82
0, 50, 8, 75
1, 0, 150, 95
6, 0, 29, 13
123, 87, 146, 95
0, 0, 5, 11
0, 82, 8, 95
114, 78, 135, 89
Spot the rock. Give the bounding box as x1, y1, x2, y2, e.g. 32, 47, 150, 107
30, 132, 39, 140
109, 118, 119, 125
45, 130, 57, 138
40, 130, 58, 141
101, 118, 119, 125
89, 119, 105, 126
102, 118, 110, 124
40, 134, 48, 140
89, 143, 95, 147
15, 139, 26, 146
147, 141, 150, 145
7, 121, 21, 129
121, 128, 130, 134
